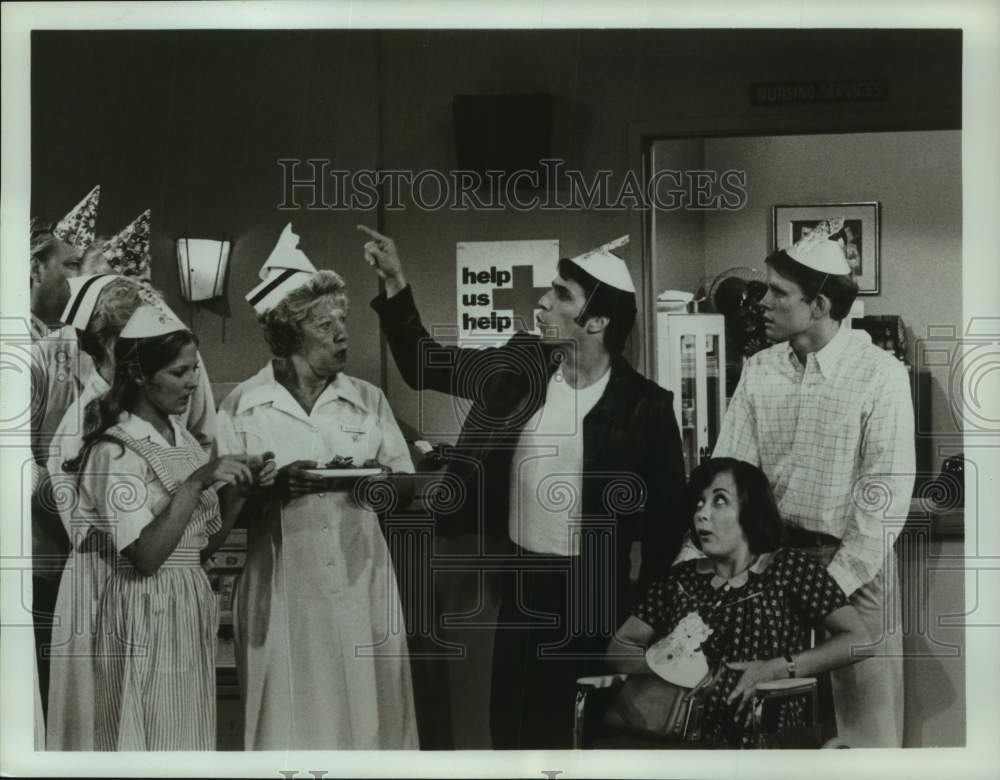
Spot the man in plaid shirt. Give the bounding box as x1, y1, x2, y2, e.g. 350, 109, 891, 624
714, 219, 914, 747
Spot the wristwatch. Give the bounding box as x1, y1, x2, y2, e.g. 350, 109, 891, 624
784, 654, 797, 678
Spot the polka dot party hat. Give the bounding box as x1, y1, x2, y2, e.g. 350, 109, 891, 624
53, 185, 101, 249
102, 209, 151, 279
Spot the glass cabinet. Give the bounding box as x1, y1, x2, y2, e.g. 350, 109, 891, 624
655, 309, 727, 476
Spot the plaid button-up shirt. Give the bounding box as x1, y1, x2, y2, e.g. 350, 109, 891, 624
714, 325, 915, 596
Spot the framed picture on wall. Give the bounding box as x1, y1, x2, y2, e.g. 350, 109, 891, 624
772, 202, 881, 295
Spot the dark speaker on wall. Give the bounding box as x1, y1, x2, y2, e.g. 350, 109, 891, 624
452, 93, 553, 181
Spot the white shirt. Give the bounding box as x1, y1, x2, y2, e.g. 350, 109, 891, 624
713, 324, 915, 595
508, 366, 611, 556
214, 362, 414, 475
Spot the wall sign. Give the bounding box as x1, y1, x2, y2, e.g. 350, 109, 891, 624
455, 239, 559, 347
750, 79, 889, 107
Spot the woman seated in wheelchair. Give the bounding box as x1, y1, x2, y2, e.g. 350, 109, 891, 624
606, 457, 868, 748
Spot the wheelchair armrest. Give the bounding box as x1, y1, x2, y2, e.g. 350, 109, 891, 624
573, 674, 629, 747
751, 676, 821, 748
576, 674, 628, 690
754, 677, 818, 697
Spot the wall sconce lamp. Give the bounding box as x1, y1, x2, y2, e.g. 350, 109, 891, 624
176, 237, 231, 302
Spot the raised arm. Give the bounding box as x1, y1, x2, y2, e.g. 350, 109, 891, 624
360, 224, 512, 398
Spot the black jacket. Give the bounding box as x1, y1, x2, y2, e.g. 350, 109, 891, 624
372, 285, 687, 609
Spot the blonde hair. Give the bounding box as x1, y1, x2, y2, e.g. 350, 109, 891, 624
257, 270, 348, 357
77, 278, 165, 363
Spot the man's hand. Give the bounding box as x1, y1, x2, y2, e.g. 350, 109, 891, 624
357, 224, 406, 297
275, 460, 327, 500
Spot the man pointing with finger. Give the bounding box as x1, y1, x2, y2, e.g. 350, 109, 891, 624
360, 225, 686, 749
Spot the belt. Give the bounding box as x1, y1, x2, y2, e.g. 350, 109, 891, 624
784, 525, 841, 549
116, 547, 204, 569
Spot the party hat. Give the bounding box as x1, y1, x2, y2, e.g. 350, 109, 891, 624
786, 218, 851, 275
567, 235, 635, 293
53, 185, 101, 249
120, 304, 188, 339
102, 209, 151, 278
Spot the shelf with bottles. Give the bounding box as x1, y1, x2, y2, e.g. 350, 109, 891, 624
206, 528, 246, 630
655, 312, 727, 477
679, 349, 721, 376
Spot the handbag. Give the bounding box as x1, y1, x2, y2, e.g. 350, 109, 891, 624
603, 665, 724, 742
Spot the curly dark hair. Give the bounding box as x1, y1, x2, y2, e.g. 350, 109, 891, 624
685, 457, 785, 555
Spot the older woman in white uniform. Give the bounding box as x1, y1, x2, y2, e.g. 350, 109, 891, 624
215, 225, 417, 750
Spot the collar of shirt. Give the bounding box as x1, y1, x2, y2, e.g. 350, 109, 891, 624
783, 321, 855, 379
235, 360, 369, 421
88, 367, 111, 396
116, 410, 187, 449
695, 550, 774, 589
551, 364, 611, 395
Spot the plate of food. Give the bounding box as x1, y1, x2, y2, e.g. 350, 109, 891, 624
304, 455, 384, 478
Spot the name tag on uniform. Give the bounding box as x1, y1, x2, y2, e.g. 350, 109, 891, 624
340, 423, 367, 434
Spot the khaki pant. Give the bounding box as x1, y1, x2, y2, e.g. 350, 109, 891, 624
805, 545, 904, 748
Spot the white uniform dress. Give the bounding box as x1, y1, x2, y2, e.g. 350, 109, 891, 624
77, 412, 220, 750
215, 363, 418, 750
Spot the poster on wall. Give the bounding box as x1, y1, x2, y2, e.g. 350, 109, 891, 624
455, 239, 559, 347
772, 201, 881, 295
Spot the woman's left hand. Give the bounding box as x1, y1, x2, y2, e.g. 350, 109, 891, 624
725, 658, 786, 724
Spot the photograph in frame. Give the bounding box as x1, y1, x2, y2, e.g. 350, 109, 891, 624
773, 202, 881, 295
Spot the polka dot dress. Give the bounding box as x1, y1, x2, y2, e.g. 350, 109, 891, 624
633, 547, 848, 747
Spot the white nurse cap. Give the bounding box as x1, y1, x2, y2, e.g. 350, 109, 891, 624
246, 223, 317, 314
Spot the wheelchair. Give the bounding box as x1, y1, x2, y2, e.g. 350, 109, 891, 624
572, 673, 827, 749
